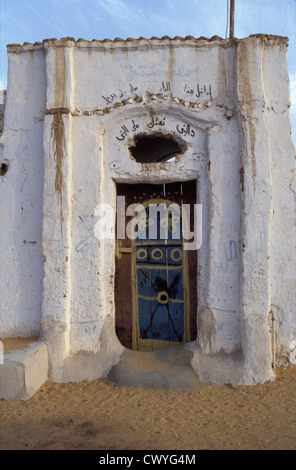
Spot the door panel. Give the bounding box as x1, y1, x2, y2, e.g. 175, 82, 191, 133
115, 181, 197, 351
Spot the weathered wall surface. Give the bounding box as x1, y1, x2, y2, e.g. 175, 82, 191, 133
0, 91, 6, 134
0, 47, 46, 336
261, 40, 296, 366
236, 36, 296, 381
0, 35, 295, 386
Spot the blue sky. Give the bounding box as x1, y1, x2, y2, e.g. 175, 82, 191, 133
0, 0, 295, 142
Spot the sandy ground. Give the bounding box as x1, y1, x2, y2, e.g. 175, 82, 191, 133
1, 360, 296, 450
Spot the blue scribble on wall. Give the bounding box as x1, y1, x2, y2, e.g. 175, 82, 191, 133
245, 230, 267, 264
75, 215, 96, 262
75, 234, 95, 262
218, 231, 267, 273
9, 231, 16, 246
85, 324, 97, 336
218, 240, 238, 272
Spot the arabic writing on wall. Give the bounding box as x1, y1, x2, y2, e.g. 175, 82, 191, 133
102, 83, 138, 105
115, 116, 196, 141
184, 83, 212, 100
102, 80, 213, 108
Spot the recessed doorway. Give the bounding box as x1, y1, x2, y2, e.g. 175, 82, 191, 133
115, 181, 197, 351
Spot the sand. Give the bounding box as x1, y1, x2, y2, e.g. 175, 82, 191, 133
1, 364, 296, 450
1, 337, 39, 353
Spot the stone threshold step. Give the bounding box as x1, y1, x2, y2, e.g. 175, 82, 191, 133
0, 340, 48, 400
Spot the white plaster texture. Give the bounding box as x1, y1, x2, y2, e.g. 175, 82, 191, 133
0, 341, 48, 400
0, 48, 46, 337
0, 35, 295, 388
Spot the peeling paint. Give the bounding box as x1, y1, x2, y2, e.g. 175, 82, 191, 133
55, 47, 66, 108
167, 45, 175, 85
237, 40, 258, 191
51, 112, 66, 225
198, 307, 216, 354
239, 167, 244, 192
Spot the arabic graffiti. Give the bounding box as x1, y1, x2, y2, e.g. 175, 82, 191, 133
147, 116, 196, 138
116, 116, 197, 142
148, 117, 196, 138
102, 83, 138, 105
159, 81, 171, 93
116, 119, 140, 141
149, 80, 212, 100
102, 79, 213, 108
147, 116, 166, 129
184, 83, 212, 100
176, 123, 195, 137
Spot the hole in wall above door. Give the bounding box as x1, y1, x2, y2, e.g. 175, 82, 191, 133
129, 133, 187, 163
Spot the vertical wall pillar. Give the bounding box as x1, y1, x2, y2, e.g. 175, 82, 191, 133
237, 37, 275, 384
41, 38, 75, 381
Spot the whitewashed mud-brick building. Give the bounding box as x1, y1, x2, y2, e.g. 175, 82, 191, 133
0, 34, 295, 399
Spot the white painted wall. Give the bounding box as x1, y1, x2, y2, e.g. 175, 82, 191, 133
1, 35, 295, 385
0, 47, 46, 337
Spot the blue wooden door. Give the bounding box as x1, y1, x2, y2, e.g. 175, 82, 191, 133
132, 201, 189, 351
115, 182, 197, 352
